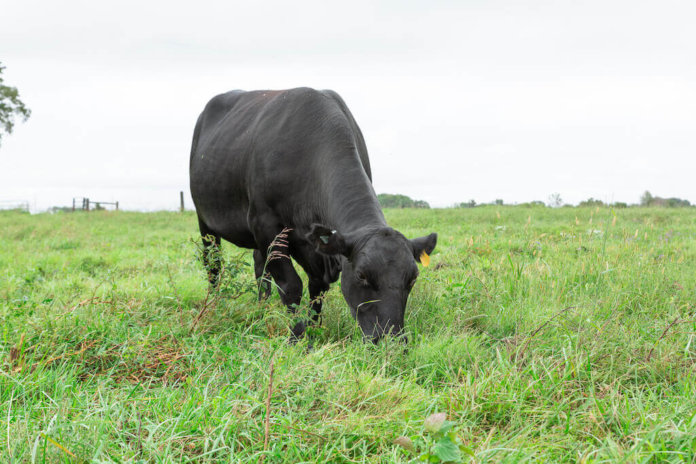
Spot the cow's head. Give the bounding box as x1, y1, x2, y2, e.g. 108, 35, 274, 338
307, 224, 437, 343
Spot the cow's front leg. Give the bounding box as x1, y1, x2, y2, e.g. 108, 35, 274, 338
266, 254, 305, 339
308, 277, 330, 325
253, 222, 307, 339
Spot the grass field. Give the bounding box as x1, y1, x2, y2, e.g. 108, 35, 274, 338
1, 206, 695, 463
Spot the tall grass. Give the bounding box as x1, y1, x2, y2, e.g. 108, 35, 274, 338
1, 207, 695, 462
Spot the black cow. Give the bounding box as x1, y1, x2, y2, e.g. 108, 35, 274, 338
189, 87, 436, 342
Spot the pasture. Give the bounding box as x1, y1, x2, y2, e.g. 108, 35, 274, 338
1, 206, 695, 462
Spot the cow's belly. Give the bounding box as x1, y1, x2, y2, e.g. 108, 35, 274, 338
216, 215, 256, 249
192, 182, 257, 249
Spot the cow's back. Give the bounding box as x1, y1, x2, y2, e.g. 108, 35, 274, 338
190, 88, 371, 248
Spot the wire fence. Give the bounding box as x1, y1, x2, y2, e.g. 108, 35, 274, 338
2, 191, 188, 213
72, 198, 119, 211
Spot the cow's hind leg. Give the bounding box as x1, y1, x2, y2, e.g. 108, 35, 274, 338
253, 249, 272, 300
198, 218, 222, 286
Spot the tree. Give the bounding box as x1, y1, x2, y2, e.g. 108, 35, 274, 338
640, 191, 653, 206
547, 193, 563, 208
639, 191, 691, 208
0, 62, 31, 146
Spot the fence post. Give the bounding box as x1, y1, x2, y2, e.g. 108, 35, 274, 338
180, 191, 184, 212
72, 198, 75, 212
86, 198, 90, 212
116, 201, 119, 211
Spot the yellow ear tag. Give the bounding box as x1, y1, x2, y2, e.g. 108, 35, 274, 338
419, 251, 430, 267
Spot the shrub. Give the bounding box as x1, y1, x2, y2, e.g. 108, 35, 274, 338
377, 193, 430, 208
578, 198, 605, 207
455, 199, 476, 208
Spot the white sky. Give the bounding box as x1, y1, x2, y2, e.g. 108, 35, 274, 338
1, 0, 695, 211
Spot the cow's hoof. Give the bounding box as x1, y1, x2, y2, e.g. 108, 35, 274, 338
257, 279, 272, 301
288, 320, 307, 343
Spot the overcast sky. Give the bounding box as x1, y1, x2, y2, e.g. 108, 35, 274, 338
1, 0, 695, 211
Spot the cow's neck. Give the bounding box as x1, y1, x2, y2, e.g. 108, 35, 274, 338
324, 158, 386, 234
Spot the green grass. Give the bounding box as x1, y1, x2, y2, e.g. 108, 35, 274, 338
1, 206, 695, 463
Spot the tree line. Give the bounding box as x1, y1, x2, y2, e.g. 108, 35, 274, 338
378, 191, 693, 209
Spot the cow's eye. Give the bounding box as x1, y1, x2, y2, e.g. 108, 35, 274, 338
356, 271, 376, 288
356, 271, 368, 285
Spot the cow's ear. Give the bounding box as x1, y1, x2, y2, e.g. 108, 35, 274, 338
410, 233, 437, 266
306, 223, 350, 256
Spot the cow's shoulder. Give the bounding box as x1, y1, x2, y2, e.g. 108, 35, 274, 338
319, 89, 371, 178
283, 86, 325, 99
275, 87, 343, 113
201, 90, 246, 120
319, 89, 347, 108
